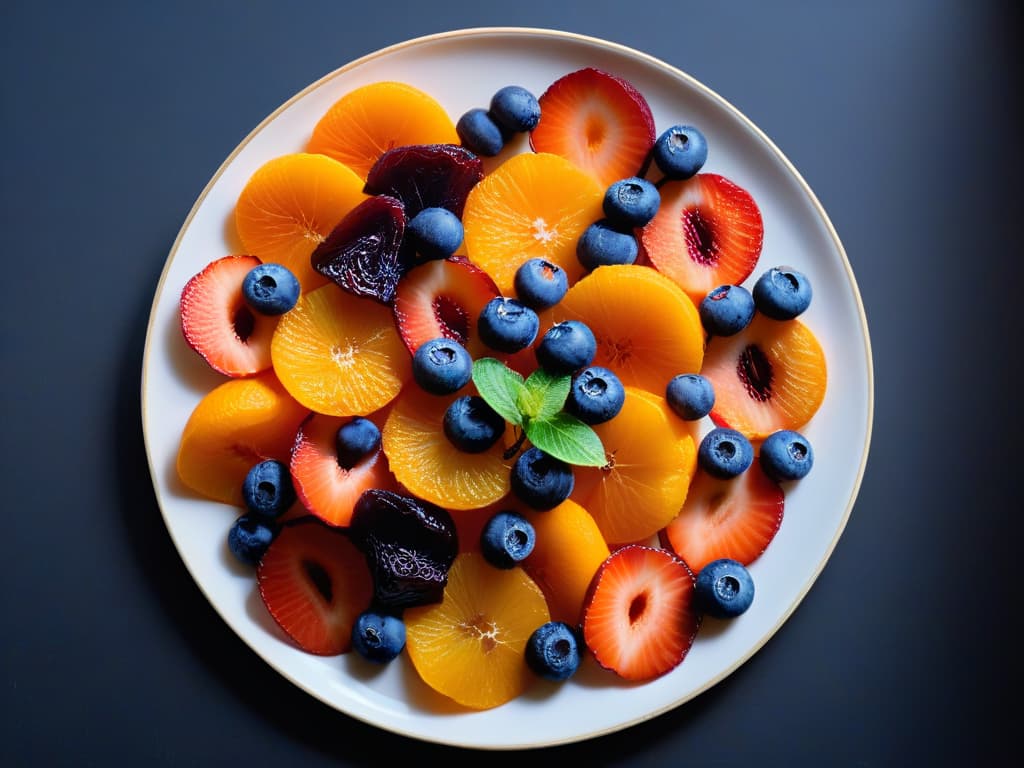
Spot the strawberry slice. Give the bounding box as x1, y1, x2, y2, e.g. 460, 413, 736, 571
180, 254, 276, 376
639, 174, 764, 304
392, 256, 500, 357
530, 67, 656, 187
256, 518, 374, 655
290, 412, 397, 527
660, 462, 784, 574
582, 545, 700, 682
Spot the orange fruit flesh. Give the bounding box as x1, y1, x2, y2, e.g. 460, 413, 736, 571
176, 371, 309, 506
572, 387, 697, 546
462, 152, 604, 295
701, 314, 827, 441
270, 284, 410, 417
404, 552, 549, 710
552, 264, 705, 396
381, 386, 511, 511
306, 81, 459, 179
234, 153, 368, 291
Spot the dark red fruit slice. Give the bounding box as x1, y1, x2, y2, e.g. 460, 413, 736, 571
639, 173, 764, 304
256, 518, 374, 655
660, 462, 784, 573
349, 489, 459, 608
311, 194, 410, 304
364, 143, 484, 219
180, 254, 276, 376
392, 256, 500, 357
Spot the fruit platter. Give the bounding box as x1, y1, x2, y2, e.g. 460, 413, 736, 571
141, 28, 872, 749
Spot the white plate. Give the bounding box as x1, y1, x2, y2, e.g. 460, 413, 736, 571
141, 27, 873, 750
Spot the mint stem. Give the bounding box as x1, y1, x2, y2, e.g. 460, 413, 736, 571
503, 428, 528, 461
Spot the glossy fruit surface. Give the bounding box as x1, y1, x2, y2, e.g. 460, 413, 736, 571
603, 177, 660, 228
407, 207, 464, 261
351, 611, 406, 663
242, 263, 301, 316
525, 621, 581, 681
752, 266, 813, 320
665, 373, 715, 421
698, 427, 754, 479
759, 429, 814, 482
513, 258, 568, 310
489, 85, 541, 133
364, 143, 483, 219
576, 220, 639, 270
699, 284, 756, 337
456, 108, 504, 156
443, 395, 505, 453
535, 320, 597, 375
480, 511, 536, 569
477, 297, 539, 353
652, 124, 708, 180
411, 337, 473, 395
565, 365, 625, 425
694, 558, 755, 618
511, 447, 575, 510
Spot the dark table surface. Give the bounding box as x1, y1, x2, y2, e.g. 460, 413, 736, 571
3, 1, 1019, 765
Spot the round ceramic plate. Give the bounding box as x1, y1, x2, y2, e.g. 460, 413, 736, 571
141, 27, 872, 750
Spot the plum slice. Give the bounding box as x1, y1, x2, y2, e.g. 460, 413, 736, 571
311, 194, 411, 304
364, 144, 484, 219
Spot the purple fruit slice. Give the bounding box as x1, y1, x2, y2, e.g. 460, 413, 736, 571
350, 489, 459, 608
311, 194, 410, 304
364, 144, 484, 219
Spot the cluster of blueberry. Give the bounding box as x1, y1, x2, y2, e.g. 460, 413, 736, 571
456, 85, 542, 157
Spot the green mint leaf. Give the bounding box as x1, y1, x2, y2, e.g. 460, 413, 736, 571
471, 358, 525, 427
525, 412, 607, 467
522, 368, 572, 420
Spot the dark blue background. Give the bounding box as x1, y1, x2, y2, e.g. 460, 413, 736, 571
2, 1, 1018, 765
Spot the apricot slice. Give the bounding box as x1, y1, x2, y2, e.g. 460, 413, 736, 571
306, 82, 460, 179
404, 552, 550, 710
234, 153, 368, 292
177, 370, 308, 506
462, 152, 604, 294
701, 314, 827, 441
552, 264, 705, 396
571, 387, 697, 545
270, 284, 410, 417
381, 386, 511, 511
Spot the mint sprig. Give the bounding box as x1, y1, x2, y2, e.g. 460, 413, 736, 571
471, 358, 606, 467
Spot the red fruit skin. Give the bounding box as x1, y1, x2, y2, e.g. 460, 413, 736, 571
582, 545, 701, 682
180, 254, 276, 377
364, 143, 484, 219
530, 67, 656, 187
256, 518, 374, 655
660, 462, 784, 574
640, 174, 764, 304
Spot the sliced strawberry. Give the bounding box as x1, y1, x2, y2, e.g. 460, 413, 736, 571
392, 256, 500, 357
582, 545, 700, 682
660, 462, 784, 574
256, 517, 374, 655
530, 67, 656, 187
290, 412, 396, 527
640, 174, 764, 304
179, 254, 276, 376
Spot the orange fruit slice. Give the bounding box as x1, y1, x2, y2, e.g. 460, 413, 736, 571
571, 387, 697, 545
270, 284, 410, 417
234, 153, 367, 291
701, 314, 827, 441
462, 152, 604, 294
381, 386, 511, 510
306, 81, 460, 179
404, 552, 550, 710
552, 264, 705, 395
177, 370, 309, 506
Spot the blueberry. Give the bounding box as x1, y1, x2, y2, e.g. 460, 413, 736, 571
335, 417, 381, 470
241, 459, 295, 518
565, 366, 625, 425
511, 447, 574, 510
666, 374, 715, 421
412, 337, 472, 395
407, 207, 464, 260
695, 558, 755, 618
480, 511, 536, 569
227, 514, 279, 566
536, 320, 597, 375
602, 177, 661, 228
456, 108, 504, 157
351, 611, 406, 663
698, 427, 754, 479
759, 429, 814, 482
242, 263, 300, 315
699, 284, 756, 336
752, 266, 813, 320
488, 85, 541, 134
443, 395, 505, 453
652, 124, 708, 180
525, 621, 581, 681
477, 297, 540, 353
576, 220, 638, 271
514, 258, 568, 310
